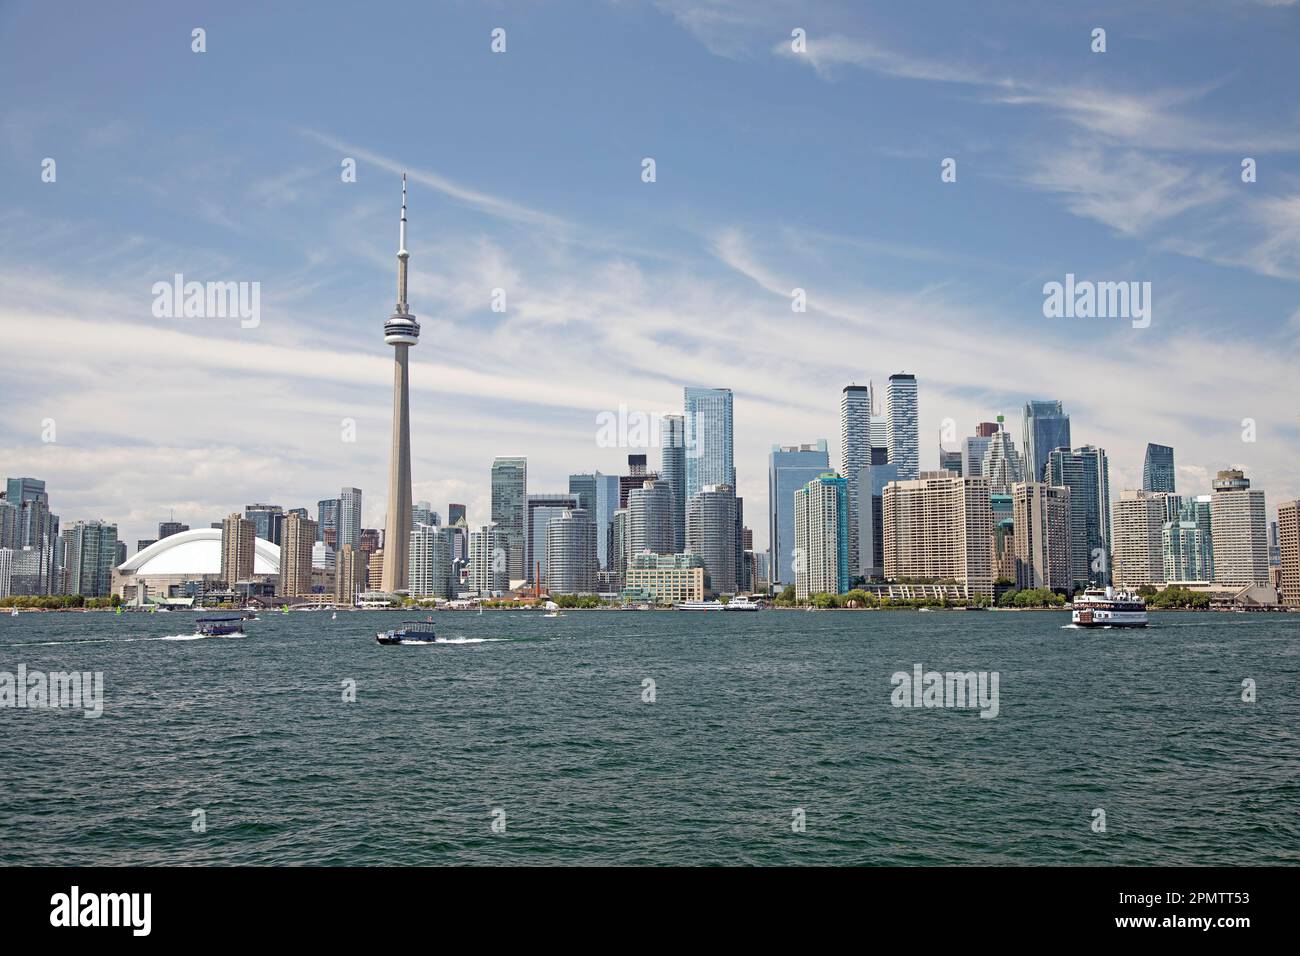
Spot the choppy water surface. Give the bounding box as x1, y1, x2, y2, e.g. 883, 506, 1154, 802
0, 609, 1296, 865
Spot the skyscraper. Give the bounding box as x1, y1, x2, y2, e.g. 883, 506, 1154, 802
335, 544, 366, 605
221, 512, 256, 587
409, 523, 453, 599
381, 175, 420, 595
491, 457, 527, 582
1210, 469, 1269, 586
626, 479, 675, 558
337, 488, 362, 550
447, 503, 467, 527
982, 424, 1023, 495
244, 504, 284, 544
1047, 445, 1111, 587
684, 387, 735, 502
1110, 489, 1169, 588
280, 512, 317, 597
840, 384, 872, 574
317, 498, 340, 545
158, 520, 188, 540
1022, 401, 1071, 483
856, 460, 899, 581
769, 440, 831, 586
661, 414, 687, 553
469, 524, 510, 596
593, 473, 620, 570
885, 373, 919, 480
686, 484, 738, 596
883, 472, 994, 598
793, 472, 850, 600
1142, 443, 1176, 494
546, 509, 598, 595
1011, 482, 1072, 591
1278, 500, 1300, 607
526, 492, 578, 584
63, 520, 118, 598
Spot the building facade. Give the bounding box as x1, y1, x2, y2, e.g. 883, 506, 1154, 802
1012, 482, 1072, 591
220, 513, 256, 587
769, 440, 831, 587
545, 508, 598, 595
885, 373, 919, 480
840, 384, 873, 574
1046, 445, 1111, 588
793, 472, 850, 600
1278, 500, 1300, 607
1110, 489, 1168, 587
686, 484, 739, 596
1210, 469, 1269, 586
624, 552, 705, 604
280, 513, 318, 597
627, 478, 675, 558
1142, 443, 1176, 493
1022, 400, 1071, 483
490, 457, 527, 583
883, 471, 994, 598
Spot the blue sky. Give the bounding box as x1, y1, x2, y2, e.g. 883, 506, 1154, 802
2, 0, 1299, 551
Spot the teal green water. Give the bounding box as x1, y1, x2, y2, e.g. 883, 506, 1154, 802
0, 609, 1296, 865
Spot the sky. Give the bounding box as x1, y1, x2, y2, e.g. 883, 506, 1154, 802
1, 0, 1299, 554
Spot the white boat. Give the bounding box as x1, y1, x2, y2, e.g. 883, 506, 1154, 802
331, 612, 337, 620
723, 596, 761, 611
9, 609, 18, 617
1071, 587, 1148, 628
543, 611, 564, 618
680, 600, 725, 611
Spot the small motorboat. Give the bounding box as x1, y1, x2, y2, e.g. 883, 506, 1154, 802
331, 612, 337, 620
376, 621, 438, 645
195, 616, 245, 637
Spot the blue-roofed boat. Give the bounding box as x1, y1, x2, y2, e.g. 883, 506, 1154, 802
376, 621, 438, 645
195, 616, 245, 637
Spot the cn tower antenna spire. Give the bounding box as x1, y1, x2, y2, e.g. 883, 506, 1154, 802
396, 173, 410, 314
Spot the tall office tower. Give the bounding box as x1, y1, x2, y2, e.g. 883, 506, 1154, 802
317, 498, 340, 545
769, 441, 831, 586
626, 479, 675, 558
1210, 469, 1269, 586
660, 414, 687, 552
982, 425, 1024, 494
63, 520, 118, 598
1163, 511, 1213, 583
0, 498, 17, 550
960, 423, 1000, 479
1047, 445, 1111, 587
409, 523, 453, 599
885, 373, 919, 480
1022, 401, 1071, 483
857, 460, 899, 581
567, 474, 597, 516
546, 508, 598, 595
469, 524, 509, 596
1110, 490, 1169, 587
526, 493, 579, 584
734, 496, 748, 592
280, 513, 318, 597
380, 175, 421, 595
883, 472, 994, 598
491, 457, 527, 582
1142, 443, 1176, 493
592, 473, 620, 570
793, 472, 850, 600
992, 512, 1017, 584
686, 484, 739, 596
684, 387, 735, 503
338, 488, 363, 549
412, 501, 437, 527
244, 504, 284, 544
220, 513, 256, 587
447, 503, 467, 527
1278, 500, 1300, 607
939, 444, 963, 476
1011, 482, 1072, 591
868, 382, 889, 453
840, 384, 873, 573
5, 478, 56, 594
609, 509, 629, 591
158, 521, 188, 540
617, 454, 659, 510
334, 544, 366, 605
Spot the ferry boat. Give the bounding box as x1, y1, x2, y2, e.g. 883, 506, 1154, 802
376, 621, 438, 645
195, 616, 245, 637
1071, 587, 1148, 628
680, 600, 725, 611
723, 596, 762, 611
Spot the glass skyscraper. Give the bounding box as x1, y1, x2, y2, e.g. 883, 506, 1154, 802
769, 440, 831, 586
338, 487, 363, 550
1022, 400, 1071, 483
1143, 443, 1176, 493
660, 414, 687, 553
491, 457, 527, 582
684, 387, 735, 503
885, 373, 918, 480
1047, 445, 1112, 588
839, 385, 872, 574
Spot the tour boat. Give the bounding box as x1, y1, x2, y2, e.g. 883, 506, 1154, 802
1071, 587, 1148, 628
195, 616, 246, 637
723, 596, 761, 611
680, 600, 725, 611
376, 621, 438, 645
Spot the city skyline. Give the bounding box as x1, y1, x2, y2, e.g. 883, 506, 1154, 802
3, 1, 1300, 554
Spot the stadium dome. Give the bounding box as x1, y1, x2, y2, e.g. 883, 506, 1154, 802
118, 528, 280, 575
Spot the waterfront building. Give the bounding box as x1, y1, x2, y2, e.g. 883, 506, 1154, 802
1022, 400, 1071, 483
335, 544, 366, 605
280, 512, 318, 597
885, 373, 919, 480
623, 552, 705, 604
220, 513, 256, 586
593, 473, 620, 570
545, 508, 598, 595
1278, 500, 1300, 607
338, 488, 363, 550
684, 387, 735, 502
793, 472, 850, 600
627, 479, 675, 558
982, 424, 1023, 495
1110, 489, 1168, 587
1210, 469, 1269, 586
769, 440, 831, 586
468, 524, 510, 596
1046, 445, 1111, 587
840, 384, 873, 572
883, 471, 993, 598
525, 493, 579, 584
856, 461, 900, 580
1012, 482, 1072, 591
1163, 515, 1213, 583
686, 484, 739, 596
609, 509, 629, 591
491, 457, 527, 582
63, 520, 118, 598
1143, 443, 1176, 494
409, 523, 453, 599
660, 414, 687, 553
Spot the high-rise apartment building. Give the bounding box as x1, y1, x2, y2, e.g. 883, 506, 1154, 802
1110, 489, 1168, 587
793, 472, 850, 600
660, 414, 687, 553
469, 524, 510, 596
885, 373, 919, 480
1047, 445, 1111, 587
280, 512, 318, 597
769, 440, 831, 586
857, 460, 899, 581
627, 479, 675, 558
1142, 443, 1176, 494
409, 523, 453, 599
338, 488, 363, 549
686, 484, 738, 596
335, 544, 366, 605
63, 519, 118, 598
526, 493, 579, 584
1012, 482, 1072, 591
1210, 469, 1269, 586
840, 384, 873, 572
491, 457, 527, 582
883, 471, 993, 598
220, 512, 256, 586
546, 509, 598, 595
1022, 400, 1071, 483
1278, 500, 1300, 607
684, 387, 735, 502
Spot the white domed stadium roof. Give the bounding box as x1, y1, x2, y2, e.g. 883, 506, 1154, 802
118, 528, 280, 575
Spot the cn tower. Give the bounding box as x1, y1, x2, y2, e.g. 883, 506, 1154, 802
380, 174, 419, 594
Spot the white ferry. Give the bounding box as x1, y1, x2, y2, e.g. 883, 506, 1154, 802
680, 600, 725, 611
1071, 587, 1148, 628
723, 596, 762, 611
